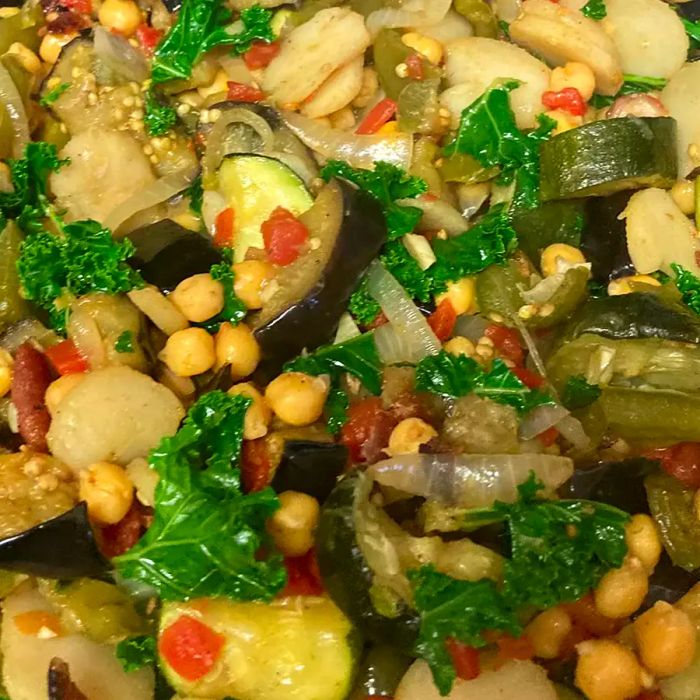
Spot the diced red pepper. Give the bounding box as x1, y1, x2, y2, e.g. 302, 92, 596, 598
405, 53, 425, 80
226, 80, 264, 103
243, 40, 281, 70
61, 0, 91, 14
446, 639, 481, 681
356, 98, 398, 135
646, 442, 700, 489
563, 593, 625, 637
44, 340, 89, 376
340, 397, 397, 464
262, 207, 309, 266
538, 426, 559, 447
495, 633, 535, 667
240, 438, 272, 493
427, 299, 457, 342
512, 365, 544, 389
280, 549, 324, 597
541, 88, 587, 116
135, 24, 163, 56
159, 615, 225, 682
213, 207, 235, 248
484, 324, 524, 365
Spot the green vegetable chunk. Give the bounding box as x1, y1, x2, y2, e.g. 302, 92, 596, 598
143, 89, 177, 137
114, 330, 135, 354
562, 375, 601, 411
672, 263, 700, 316
581, 0, 606, 20
116, 635, 157, 672
115, 391, 286, 601
39, 82, 71, 108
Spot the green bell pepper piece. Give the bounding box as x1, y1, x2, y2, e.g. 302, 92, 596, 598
0, 3, 43, 55
398, 78, 441, 134
373, 29, 412, 101
438, 152, 498, 184
454, 0, 498, 37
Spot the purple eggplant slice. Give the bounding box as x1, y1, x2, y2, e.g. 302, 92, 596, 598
48, 658, 89, 700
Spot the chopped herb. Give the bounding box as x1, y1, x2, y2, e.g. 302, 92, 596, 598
581, 0, 607, 20
152, 1, 275, 84
325, 381, 350, 435
114, 330, 135, 354
562, 375, 601, 411
39, 82, 71, 108
203, 248, 247, 331
116, 635, 156, 672
590, 74, 668, 108
349, 281, 382, 326
683, 17, 700, 49
115, 391, 286, 601
187, 175, 204, 217
143, 89, 177, 137
320, 160, 428, 240
411, 476, 629, 693
498, 19, 511, 38
672, 263, 700, 315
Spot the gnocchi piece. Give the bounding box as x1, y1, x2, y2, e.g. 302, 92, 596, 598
301, 56, 365, 119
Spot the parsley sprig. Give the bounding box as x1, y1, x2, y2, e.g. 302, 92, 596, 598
672, 262, 700, 315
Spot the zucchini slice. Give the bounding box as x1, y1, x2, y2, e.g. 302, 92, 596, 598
539, 117, 677, 200
217, 155, 314, 262
159, 596, 358, 700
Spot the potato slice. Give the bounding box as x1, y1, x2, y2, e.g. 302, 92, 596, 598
301, 56, 364, 119
662, 62, 700, 178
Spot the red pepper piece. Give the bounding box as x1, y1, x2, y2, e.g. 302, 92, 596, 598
405, 53, 424, 80
646, 442, 700, 489
44, 339, 89, 376
446, 639, 481, 681
340, 397, 396, 464
226, 81, 264, 103
427, 299, 457, 341
356, 98, 398, 135
261, 207, 309, 266
542, 87, 587, 116
135, 24, 163, 56
484, 324, 524, 365
159, 615, 225, 682
243, 41, 281, 70
280, 549, 324, 597
213, 207, 235, 248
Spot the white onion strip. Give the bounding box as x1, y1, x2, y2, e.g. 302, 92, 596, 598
366, 0, 452, 35
0, 62, 29, 158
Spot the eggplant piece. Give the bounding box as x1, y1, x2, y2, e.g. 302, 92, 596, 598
271, 440, 348, 502
0, 503, 108, 579
127, 220, 223, 293
48, 658, 88, 700
644, 553, 700, 610
580, 191, 636, 283
559, 457, 659, 514
563, 293, 700, 344
676, 0, 700, 22
253, 181, 387, 379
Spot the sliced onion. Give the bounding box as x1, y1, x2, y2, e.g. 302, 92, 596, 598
519, 403, 570, 440
334, 313, 361, 344
454, 313, 489, 342
367, 453, 574, 507
201, 189, 227, 238
67, 309, 106, 369
127, 286, 188, 336
203, 108, 274, 180
366, 0, 451, 35
94, 27, 149, 84
398, 197, 468, 237
513, 317, 548, 379
556, 414, 591, 451
104, 169, 196, 234
367, 260, 440, 363
0, 61, 29, 158
282, 111, 413, 170
521, 273, 565, 305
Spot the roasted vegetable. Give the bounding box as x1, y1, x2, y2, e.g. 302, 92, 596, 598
0, 221, 30, 332
48, 658, 88, 700
539, 117, 677, 200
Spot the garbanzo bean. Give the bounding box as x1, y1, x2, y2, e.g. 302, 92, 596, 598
169, 273, 224, 323
625, 514, 662, 572
385, 418, 437, 456
594, 557, 649, 619
160, 327, 216, 377
228, 382, 272, 440
265, 372, 329, 426
215, 322, 261, 380
575, 639, 642, 700
233, 260, 274, 310
98, 0, 142, 36
79, 461, 134, 525
267, 490, 320, 557
526, 607, 573, 659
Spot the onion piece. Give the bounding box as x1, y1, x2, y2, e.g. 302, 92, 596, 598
0, 61, 29, 158
127, 286, 188, 336
366, 0, 451, 35
367, 260, 440, 363
519, 403, 570, 440
398, 197, 468, 237
367, 452, 574, 507
202, 107, 274, 180
94, 27, 149, 84
556, 414, 591, 450
513, 316, 548, 379
67, 310, 106, 369
104, 169, 196, 234
282, 111, 413, 170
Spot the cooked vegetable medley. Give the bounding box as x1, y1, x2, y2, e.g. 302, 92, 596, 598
2, 0, 700, 698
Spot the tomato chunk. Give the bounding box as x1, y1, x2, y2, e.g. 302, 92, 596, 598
243, 41, 280, 69
226, 81, 264, 103
646, 442, 700, 489
541, 88, 587, 116
356, 98, 398, 135
240, 438, 272, 493
61, 0, 91, 13
428, 299, 457, 341
159, 615, 225, 682
446, 639, 481, 681
494, 633, 535, 667
340, 397, 396, 463
135, 24, 163, 56
512, 366, 544, 389
214, 207, 235, 248
262, 207, 309, 266
484, 324, 524, 365
44, 340, 89, 375
280, 549, 324, 597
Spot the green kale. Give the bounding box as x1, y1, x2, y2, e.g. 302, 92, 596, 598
143, 89, 177, 137
116, 635, 156, 672
114, 330, 135, 354
562, 375, 601, 411
202, 249, 247, 331
349, 280, 382, 326
590, 74, 668, 107
115, 391, 286, 601
581, 0, 607, 19
325, 380, 350, 435
320, 160, 428, 240
152, 1, 274, 84
498, 19, 510, 38
672, 263, 700, 315
415, 350, 552, 414
683, 17, 700, 49
187, 175, 204, 217
39, 82, 71, 108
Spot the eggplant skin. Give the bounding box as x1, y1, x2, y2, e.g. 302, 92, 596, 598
48, 658, 88, 700
254, 181, 386, 379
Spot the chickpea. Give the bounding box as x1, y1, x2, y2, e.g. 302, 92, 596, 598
265, 372, 329, 426
0, 348, 12, 398
401, 32, 444, 65
169, 273, 225, 323
98, 0, 142, 36
45, 373, 86, 415
608, 275, 661, 296
79, 461, 134, 525
575, 639, 642, 700
228, 382, 272, 440
160, 327, 216, 377
550, 62, 597, 101
540, 243, 587, 277
385, 418, 437, 456
215, 322, 261, 380
443, 336, 475, 358
526, 607, 573, 659
267, 490, 320, 557
633, 601, 697, 677
39, 33, 75, 65
671, 179, 695, 216
544, 109, 583, 135
594, 557, 649, 619
233, 260, 274, 310
625, 514, 662, 572
435, 277, 476, 316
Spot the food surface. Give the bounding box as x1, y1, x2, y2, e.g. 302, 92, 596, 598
0, 0, 700, 698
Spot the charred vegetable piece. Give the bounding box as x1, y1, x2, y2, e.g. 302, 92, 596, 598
271, 441, 348, 503
127, 220, 223, 293
540, 117, 677, 200
48, 658, 88, 700
0, 503, 107, 579
644, 553, 700, 609
253, 181, 387, 379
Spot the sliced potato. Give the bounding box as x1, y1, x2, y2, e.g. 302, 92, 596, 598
602, 0, 688, 79
441, 37, 550, 129
262, 8, 370, 106
510, 0, 623, 95
301, 56, 364, 119
662, 62, 700, 177
47, 366, 184, 472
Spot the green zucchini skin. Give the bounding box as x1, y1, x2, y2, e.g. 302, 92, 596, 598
540, 117, 677, 200
317, 474, 420, 653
